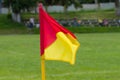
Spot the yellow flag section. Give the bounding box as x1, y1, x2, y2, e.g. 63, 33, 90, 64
44, 32, 80, 65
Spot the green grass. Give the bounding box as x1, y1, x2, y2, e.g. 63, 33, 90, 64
0, 33, 120, 80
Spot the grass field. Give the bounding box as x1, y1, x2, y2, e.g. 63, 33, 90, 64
0, 33, 120, 80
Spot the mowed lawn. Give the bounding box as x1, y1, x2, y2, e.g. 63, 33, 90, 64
0, 33, 120, 80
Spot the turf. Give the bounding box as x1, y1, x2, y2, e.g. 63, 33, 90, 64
0, 33, 120, 80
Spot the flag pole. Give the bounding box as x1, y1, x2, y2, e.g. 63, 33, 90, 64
41, 55, 46, 80
39, 3, 46, 80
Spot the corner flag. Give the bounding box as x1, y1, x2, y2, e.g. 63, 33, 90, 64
39, 4, 80, 65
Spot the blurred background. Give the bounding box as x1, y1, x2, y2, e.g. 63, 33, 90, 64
0, 0, 120, 34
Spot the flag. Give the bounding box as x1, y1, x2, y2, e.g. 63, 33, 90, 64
39, 4, 80, 65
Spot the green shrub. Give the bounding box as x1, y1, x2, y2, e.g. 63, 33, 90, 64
33, 26, 120, 34
7, 14, 12, 20
67, 27, 120, 33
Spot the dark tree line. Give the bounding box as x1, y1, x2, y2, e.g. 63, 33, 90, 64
2, 0, 120, 22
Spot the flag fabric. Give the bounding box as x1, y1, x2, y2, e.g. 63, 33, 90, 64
39, 4, 80, 65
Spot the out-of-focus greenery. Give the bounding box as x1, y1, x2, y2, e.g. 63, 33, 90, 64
21, 9, 120, 20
